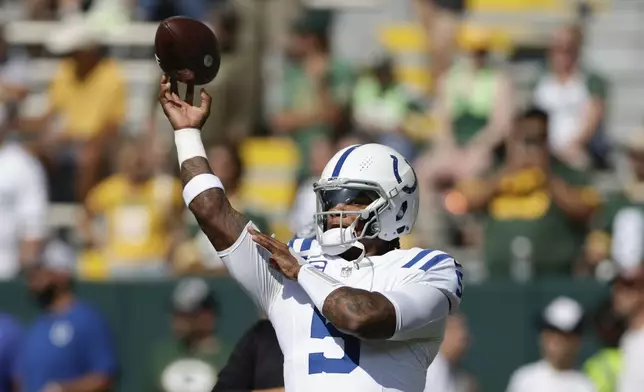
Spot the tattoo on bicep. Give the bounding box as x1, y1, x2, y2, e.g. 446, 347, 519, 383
322, 287, 396, 339
180, 157, 249, 250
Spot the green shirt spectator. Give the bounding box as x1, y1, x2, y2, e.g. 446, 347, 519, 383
458, 108, 599, 278
147, 339, 232, 392
146, 278, 232, 392
271, 11, 354, 179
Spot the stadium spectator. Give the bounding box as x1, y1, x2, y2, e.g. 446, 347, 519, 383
417, 25, 514, 191
146, 277, 231, 392
533, 25, 609, 170
0, 122, 48, 279
583, 300, 625, 392
506, 297, 595, 392
456, 108, 600, 278
20, 19, 126, 202
289, 137, 334, 239
425, 314, 477, 392
177, 143, 268, 274
415, 25, 514, 248
412, 0, 464, 85
351, 57, 414, 160
0, 314, 22, 392
612, 267, 644, 392
80, 136, 184, 279
583, 131, 644, 277
213, 319, 284, 392
271, 10, 354, 180
0, 25, 29, 132
14, 240, 117, 392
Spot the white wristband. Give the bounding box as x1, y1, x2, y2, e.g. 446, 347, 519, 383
175, 128, 207, 167
298, 264, 346, 312
183, 174, 225, 206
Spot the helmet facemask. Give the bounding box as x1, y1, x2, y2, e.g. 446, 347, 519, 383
313, 178, 390, 255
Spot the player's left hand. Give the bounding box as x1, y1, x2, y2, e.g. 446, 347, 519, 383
248, 228, 302, 280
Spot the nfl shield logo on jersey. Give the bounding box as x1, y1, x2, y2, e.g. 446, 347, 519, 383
341, 266, 353, 278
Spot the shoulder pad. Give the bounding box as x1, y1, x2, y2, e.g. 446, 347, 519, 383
287, 237, 320, 260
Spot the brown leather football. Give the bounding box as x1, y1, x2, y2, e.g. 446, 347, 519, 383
154, 16, 221, 85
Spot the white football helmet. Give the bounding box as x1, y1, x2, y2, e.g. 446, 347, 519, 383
313, 143, 419, 253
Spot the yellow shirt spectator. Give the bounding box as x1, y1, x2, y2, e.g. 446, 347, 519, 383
48, 58, 126, 140
85, 174, 183, 265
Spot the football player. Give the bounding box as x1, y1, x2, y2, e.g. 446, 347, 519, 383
158, 77, 463, 392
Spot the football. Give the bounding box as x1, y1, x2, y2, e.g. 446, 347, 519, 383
154, 16, 221, 85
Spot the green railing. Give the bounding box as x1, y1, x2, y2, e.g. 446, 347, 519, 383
0, 278, 609, 392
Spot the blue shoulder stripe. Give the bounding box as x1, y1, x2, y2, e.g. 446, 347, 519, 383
301, 238, 313, 252
288, 237, 315, 260
419, 253, 452, 271
402, 249, 432, 268
402, 249, 453, 271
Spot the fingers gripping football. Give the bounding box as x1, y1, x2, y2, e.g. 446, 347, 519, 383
248, 228, 302, 280
158, 75, 212, 131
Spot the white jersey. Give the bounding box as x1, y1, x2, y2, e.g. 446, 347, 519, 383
218, 222, 463, 392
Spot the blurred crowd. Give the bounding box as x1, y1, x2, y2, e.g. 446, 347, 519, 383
1, 0, 644, 390
0, 0, 638, 282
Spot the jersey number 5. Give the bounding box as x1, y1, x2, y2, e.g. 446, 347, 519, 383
309, 308, 360, 374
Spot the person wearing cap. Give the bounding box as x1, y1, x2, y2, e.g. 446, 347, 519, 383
583, 131, 644, 277
532, 25, 609, 170
19, 18, 126, 202
13, 240, 118, 392
271, 10, 354, 180
612, 267, 644, 392
145, 277, 232, 392
506, 296, 595, 392
212, 319, 284, 392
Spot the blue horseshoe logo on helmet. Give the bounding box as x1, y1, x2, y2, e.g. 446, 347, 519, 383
390, 155, 417, 194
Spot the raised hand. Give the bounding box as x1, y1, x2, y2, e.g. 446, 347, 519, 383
158, 75, 212, 131
248, 227, 302, 280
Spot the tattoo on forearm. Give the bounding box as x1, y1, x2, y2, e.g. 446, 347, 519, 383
180, 157, 249, 250
322, 287, 396, 339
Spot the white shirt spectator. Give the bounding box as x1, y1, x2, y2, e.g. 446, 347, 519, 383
506, 360, 596, 392
0, 142, 48, 278
533, 71, 607, 155
617, 328, 644, 392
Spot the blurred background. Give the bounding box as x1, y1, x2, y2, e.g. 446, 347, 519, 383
1, 0, 644, 391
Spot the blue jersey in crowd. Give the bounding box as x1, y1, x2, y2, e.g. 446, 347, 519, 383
0, 314, 22, 392
14, 301, 117, 392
